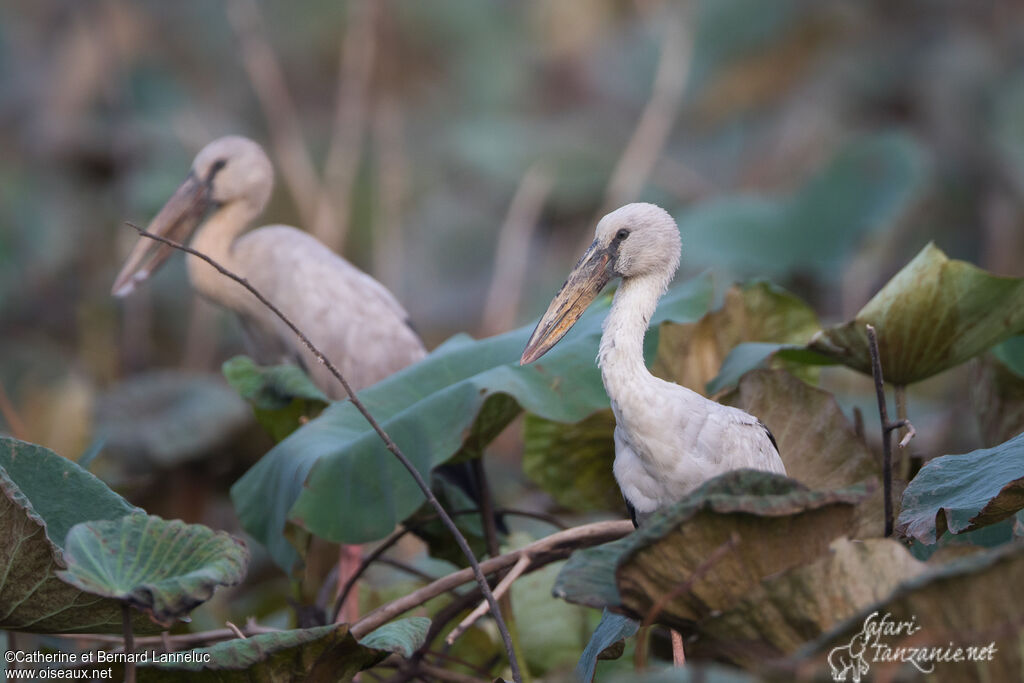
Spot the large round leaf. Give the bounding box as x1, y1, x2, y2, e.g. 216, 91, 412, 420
222, 356, 328, 442
897, 431, 1024, 544
690, 538, 925, 666
795, 542, 1024, 683
723, 369, 884, 538
57, 513, 249, 627
231, 275, 713, 571
554, 471, 868, 624
0, 436, 155, 633
122, 618, 429, 682
807, 242, 1024, 385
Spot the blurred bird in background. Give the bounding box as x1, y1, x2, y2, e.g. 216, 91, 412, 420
112, 136, 496, 624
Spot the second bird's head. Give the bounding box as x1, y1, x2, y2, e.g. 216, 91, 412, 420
520, 203, 681, 365
111, 136, 273, 297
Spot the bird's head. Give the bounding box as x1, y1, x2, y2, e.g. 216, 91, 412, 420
520, 202, 681, 365
111, 136, 273, 297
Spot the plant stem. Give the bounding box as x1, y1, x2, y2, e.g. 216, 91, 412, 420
127, 224, 523, 683
122, 604, 136, 683
471, 458, 532, 682
866, 325, 894, 537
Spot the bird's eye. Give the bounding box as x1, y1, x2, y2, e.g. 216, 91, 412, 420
615, 229, 630, 241
207, 159, 227, 181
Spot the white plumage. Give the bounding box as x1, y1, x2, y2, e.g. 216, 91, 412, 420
112, 136, 426, 396
522, 203, 785, 524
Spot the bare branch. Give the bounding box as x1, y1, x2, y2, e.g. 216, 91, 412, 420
446, 554, 531, 645
225, 621, 247, 640
352, 520, 634, 638
124, 222, 523, 683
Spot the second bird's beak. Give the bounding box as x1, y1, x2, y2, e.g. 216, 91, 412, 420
111, 172, 213, 297
520, 240, 616, 365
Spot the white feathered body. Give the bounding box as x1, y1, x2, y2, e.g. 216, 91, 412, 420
189, 210, 425, 397
599, 272, 785, 518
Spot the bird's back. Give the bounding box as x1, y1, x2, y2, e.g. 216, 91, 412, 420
232, 225, 426, 396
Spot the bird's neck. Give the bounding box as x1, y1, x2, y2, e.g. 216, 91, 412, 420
188, 200, 258, 312
598, 272, 668, 398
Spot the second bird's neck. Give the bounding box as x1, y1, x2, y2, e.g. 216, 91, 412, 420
188, 200, 259, 312
597, 272, 668, 398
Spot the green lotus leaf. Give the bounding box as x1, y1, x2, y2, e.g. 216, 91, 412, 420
57, 513, 248, 627
807, 242, 1024, 385
896, 431, 1024, 544
115, 618, 429, 682
652, 281, 821, 396
576, 609, 640, 683
231, 274, 713, 571
0, 436, 156, 633
222, 356, 329, 442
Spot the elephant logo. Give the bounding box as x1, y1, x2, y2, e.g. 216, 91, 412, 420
828, 631, 871, 682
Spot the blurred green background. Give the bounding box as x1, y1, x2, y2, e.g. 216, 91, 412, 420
2, 0, 1024, 671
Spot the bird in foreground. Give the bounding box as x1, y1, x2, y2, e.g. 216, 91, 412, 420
520, 202, 785, 663
110, 136, 459, 624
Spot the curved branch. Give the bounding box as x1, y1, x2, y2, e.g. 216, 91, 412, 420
352, 520, 634, 638
125, 223, 524, 683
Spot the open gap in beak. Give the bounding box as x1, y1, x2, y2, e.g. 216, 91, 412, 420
112, 173, 213, 297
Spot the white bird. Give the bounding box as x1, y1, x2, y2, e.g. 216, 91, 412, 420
521, 203, 785, 515
112, 135, 425, 394
110, 136, 432, 625
520, 203, 785, 663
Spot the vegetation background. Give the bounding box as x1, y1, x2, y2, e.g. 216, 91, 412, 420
2, 0, 1024, 680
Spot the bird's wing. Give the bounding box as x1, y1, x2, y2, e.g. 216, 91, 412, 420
233, 226, 426, 397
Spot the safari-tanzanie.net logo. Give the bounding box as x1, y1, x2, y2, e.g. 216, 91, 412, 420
827, 611, 997, 681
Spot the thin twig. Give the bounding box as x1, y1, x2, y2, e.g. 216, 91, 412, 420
331, 507, 566, 622
50, 623, 281, 648
633, 534, 738, 670
446, 553, 531, 645
125, 223, 522, 683
481, 164, 553, 335
352, 520, 633, 639
865, 324, 918, 538
122, 604, 136, 683
225, 621, 247, 640
468, 459, 528, 679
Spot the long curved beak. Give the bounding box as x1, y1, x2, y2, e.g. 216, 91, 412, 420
520, 240, 615, 365
111, 172, 212, 297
